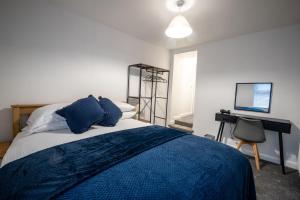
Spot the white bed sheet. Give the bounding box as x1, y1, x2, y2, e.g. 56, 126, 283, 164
1, 119, 150, 168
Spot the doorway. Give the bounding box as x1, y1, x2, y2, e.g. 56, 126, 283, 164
169, 50, 197, 132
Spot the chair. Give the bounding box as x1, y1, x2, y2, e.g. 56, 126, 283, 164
233, 118, 266, 170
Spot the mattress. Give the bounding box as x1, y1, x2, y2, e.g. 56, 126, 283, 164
1, 119, 150, 167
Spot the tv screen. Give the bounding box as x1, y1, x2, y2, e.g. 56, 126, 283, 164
234, 83, 273, 113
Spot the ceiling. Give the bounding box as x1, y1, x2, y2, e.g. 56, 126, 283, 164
50, 0, 300, 49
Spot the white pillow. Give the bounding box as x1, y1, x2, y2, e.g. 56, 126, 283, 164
23, 103, 70, 135
121, 111, 137, 120
113, 101, 135, 112
22, 120, 68, 136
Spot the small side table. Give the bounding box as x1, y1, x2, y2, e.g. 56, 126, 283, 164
0, 142, 11, 159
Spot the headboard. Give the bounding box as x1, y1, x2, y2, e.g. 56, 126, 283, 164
11, 104, 47, 137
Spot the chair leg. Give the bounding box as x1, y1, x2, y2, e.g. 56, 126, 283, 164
252, 143, 260, 170
256, 144, 261, 160
237, 140, 244, 150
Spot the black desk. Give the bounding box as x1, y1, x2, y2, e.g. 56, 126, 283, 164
215, 112, 291, 174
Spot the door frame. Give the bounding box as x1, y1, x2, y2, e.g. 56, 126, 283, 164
168, 47, 198, 125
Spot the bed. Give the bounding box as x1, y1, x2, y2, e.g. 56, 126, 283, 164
0, 104, 256, 200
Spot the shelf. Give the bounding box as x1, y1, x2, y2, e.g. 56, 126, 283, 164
154, 116, 166, 120
143, 80, 168, 83
138, 119, 151, 123
129, 96, 167, 100
129, 63, 170, 73
128, 96, 152, 99
128, 63, 169, 127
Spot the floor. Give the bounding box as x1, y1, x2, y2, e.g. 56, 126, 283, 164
249, 157, 300, 200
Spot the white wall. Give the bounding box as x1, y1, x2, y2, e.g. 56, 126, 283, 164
194, 25, 300, 169
170, 51, 197, 121
0, 0, 169, 141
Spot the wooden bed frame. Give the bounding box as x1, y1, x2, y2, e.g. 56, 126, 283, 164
11, 104, 47, 137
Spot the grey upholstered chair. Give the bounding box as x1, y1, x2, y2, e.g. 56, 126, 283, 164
233, 117, 266, 170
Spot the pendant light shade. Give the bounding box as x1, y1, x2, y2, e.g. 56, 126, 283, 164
165, 15, 193, 39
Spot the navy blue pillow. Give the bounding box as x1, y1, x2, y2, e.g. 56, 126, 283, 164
97, 97, 122, 127
56, 96, 105, 134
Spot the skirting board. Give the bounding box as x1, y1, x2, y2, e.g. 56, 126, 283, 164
223, 138, 298, 170
241, 148, 298, 170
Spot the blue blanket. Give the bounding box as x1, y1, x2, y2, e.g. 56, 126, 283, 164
0, 126, 256, 200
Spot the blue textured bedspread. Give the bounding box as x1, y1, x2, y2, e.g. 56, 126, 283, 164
0, 125, 256, 200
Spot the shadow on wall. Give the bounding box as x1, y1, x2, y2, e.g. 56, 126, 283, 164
0, 108, 13, 141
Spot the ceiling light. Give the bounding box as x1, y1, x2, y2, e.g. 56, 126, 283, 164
165, 0, 193, 39
165, 15, 193, 39
166, 0, 194, 13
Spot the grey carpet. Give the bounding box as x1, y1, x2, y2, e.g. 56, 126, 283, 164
248, 157, 300, 200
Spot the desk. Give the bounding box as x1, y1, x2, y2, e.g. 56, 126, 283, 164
215, 113, 291, 174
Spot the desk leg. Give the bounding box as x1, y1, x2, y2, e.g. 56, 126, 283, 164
278, 132, 286, 175
216, 122, 225, 142
216, 123, 222, 141
219, 122, 225, 142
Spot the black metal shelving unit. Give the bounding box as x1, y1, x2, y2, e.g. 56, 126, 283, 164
127, 63, 170, 126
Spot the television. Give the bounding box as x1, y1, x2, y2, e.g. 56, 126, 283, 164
234, 83, 273, 113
